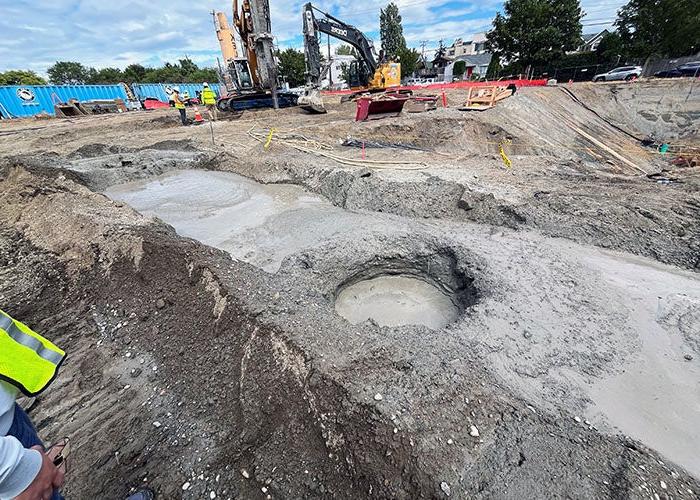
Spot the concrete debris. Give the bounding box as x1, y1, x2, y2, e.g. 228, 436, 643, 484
440, 481, 451, 496
469, 426, 480, 438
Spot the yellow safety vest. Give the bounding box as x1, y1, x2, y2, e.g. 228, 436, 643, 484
0, 310, 65, 396
173, 94, 186, 109
201, 88, 217, 105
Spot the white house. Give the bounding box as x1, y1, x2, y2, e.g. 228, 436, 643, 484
446, 33, 489, 58
322, 54, 356, 90
443, 53, 493, 81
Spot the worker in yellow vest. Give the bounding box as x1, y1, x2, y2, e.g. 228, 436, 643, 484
172, 88, 188, 126
1, 310, 158, 499
0, 309, 65, 500
201, 83, 218, 122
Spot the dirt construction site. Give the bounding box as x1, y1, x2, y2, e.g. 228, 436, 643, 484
0, 78, 699, 499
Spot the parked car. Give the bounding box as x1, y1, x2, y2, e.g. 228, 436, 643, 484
654, 61, 700, 78
593, 66, 643, 82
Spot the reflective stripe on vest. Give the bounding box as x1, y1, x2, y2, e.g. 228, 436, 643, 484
0, 310, 65, 396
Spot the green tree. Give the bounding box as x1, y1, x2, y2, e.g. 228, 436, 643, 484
453, 60, 467, 79
396, 46, 421, 77
123, 64, 148, 83
595, 32, 626, 63
276, 48, 306, 87
433, 40, 448, 65
47, 61, 92, 84
87, 67, 124, 84
616, 0, 700, 58
486, 54, 501, 78
486, 0, 583, 68
335, 45, 356, 56
380, 2, 407, 60
179, 57, 199, 75
0, 70, 46, 85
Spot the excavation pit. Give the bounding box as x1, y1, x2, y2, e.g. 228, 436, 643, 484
335, 275, 459, 329
333, 252, 478, 330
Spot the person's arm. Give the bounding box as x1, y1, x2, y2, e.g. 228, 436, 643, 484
0, 436, 41, 499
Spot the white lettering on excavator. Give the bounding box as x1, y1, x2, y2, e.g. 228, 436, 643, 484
330, 26, 348, 37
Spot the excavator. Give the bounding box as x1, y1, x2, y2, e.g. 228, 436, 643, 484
298, 3, 401, 113
212, 0, 297, 111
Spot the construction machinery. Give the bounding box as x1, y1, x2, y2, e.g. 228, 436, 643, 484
212, 1, 297, 111
299, 3, 401, 113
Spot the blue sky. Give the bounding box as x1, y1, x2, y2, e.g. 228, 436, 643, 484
0, 0, 626, 75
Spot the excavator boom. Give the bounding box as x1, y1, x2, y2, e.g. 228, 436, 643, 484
299, 2, 400, 113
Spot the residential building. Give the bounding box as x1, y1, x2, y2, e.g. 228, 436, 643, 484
444, 53, 494, 81
321, 54, 355, 90
446, 33, 488, 58
578, 29, 609, 52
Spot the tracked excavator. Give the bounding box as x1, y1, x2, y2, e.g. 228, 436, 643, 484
212, 0, 297, 111
298, 3, 401, 113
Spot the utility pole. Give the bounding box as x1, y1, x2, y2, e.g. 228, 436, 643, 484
420, 40, 428, 60
327, 33, 333, 87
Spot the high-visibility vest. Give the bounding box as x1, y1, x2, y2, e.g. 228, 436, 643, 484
0, 310, 65, 396
201, 88, 217, 105
173, 94, 186, 109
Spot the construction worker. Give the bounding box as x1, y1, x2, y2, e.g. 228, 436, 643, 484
0, 309, 65, 500
0, 310, 156, 500
201, 83, 218, 122
172, 88, 187, 126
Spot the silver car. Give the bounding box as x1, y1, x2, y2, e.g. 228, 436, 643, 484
593, 66, 643, 82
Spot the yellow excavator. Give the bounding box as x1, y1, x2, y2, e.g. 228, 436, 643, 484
212, 1, 297, 110
299, 3, 401, 113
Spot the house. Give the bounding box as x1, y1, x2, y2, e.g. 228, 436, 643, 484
578, 29, 609, 52
444, 53, 494, 81
321, 54, 356, 90
446, 33, 489, 58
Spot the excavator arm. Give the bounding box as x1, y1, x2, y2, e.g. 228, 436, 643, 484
302, 3, 378, 88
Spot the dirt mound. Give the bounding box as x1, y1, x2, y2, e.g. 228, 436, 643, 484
321, 114, 516, 155
567, 80, 700, 142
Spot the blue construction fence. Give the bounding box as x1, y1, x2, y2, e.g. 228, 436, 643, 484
0, 84, 129, 118
131, 83, 224, 103
0, 82, 225, 118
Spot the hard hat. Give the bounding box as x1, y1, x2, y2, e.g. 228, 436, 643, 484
203, 82, 209, 87
173, 87, 180, 92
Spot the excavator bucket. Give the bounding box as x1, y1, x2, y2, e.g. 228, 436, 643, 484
298, 88, 327, 114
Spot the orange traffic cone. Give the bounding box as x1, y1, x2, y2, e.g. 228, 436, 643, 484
193, 105, 204, 123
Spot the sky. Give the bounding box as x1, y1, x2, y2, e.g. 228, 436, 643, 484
0, 0, 627, 75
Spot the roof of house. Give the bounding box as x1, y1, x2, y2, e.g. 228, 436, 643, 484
581, 29, 609, 45
454, 53, 493, 66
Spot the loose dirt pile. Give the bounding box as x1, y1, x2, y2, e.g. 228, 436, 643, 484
0, 80, 698, 498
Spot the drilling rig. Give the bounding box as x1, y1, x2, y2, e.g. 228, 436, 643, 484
212, 0, 298, 111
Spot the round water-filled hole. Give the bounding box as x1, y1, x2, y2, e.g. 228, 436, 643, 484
335, 275, 459, 329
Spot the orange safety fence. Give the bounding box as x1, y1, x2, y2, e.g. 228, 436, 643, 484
322, 79, 549, 95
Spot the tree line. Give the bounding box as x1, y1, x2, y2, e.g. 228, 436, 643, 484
486, 0, 699, 76
0, 58, 218, 86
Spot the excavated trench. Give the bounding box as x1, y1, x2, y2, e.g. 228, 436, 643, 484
104, 169, 480, 331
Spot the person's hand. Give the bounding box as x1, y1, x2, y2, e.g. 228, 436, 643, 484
15, 445, 64, 500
